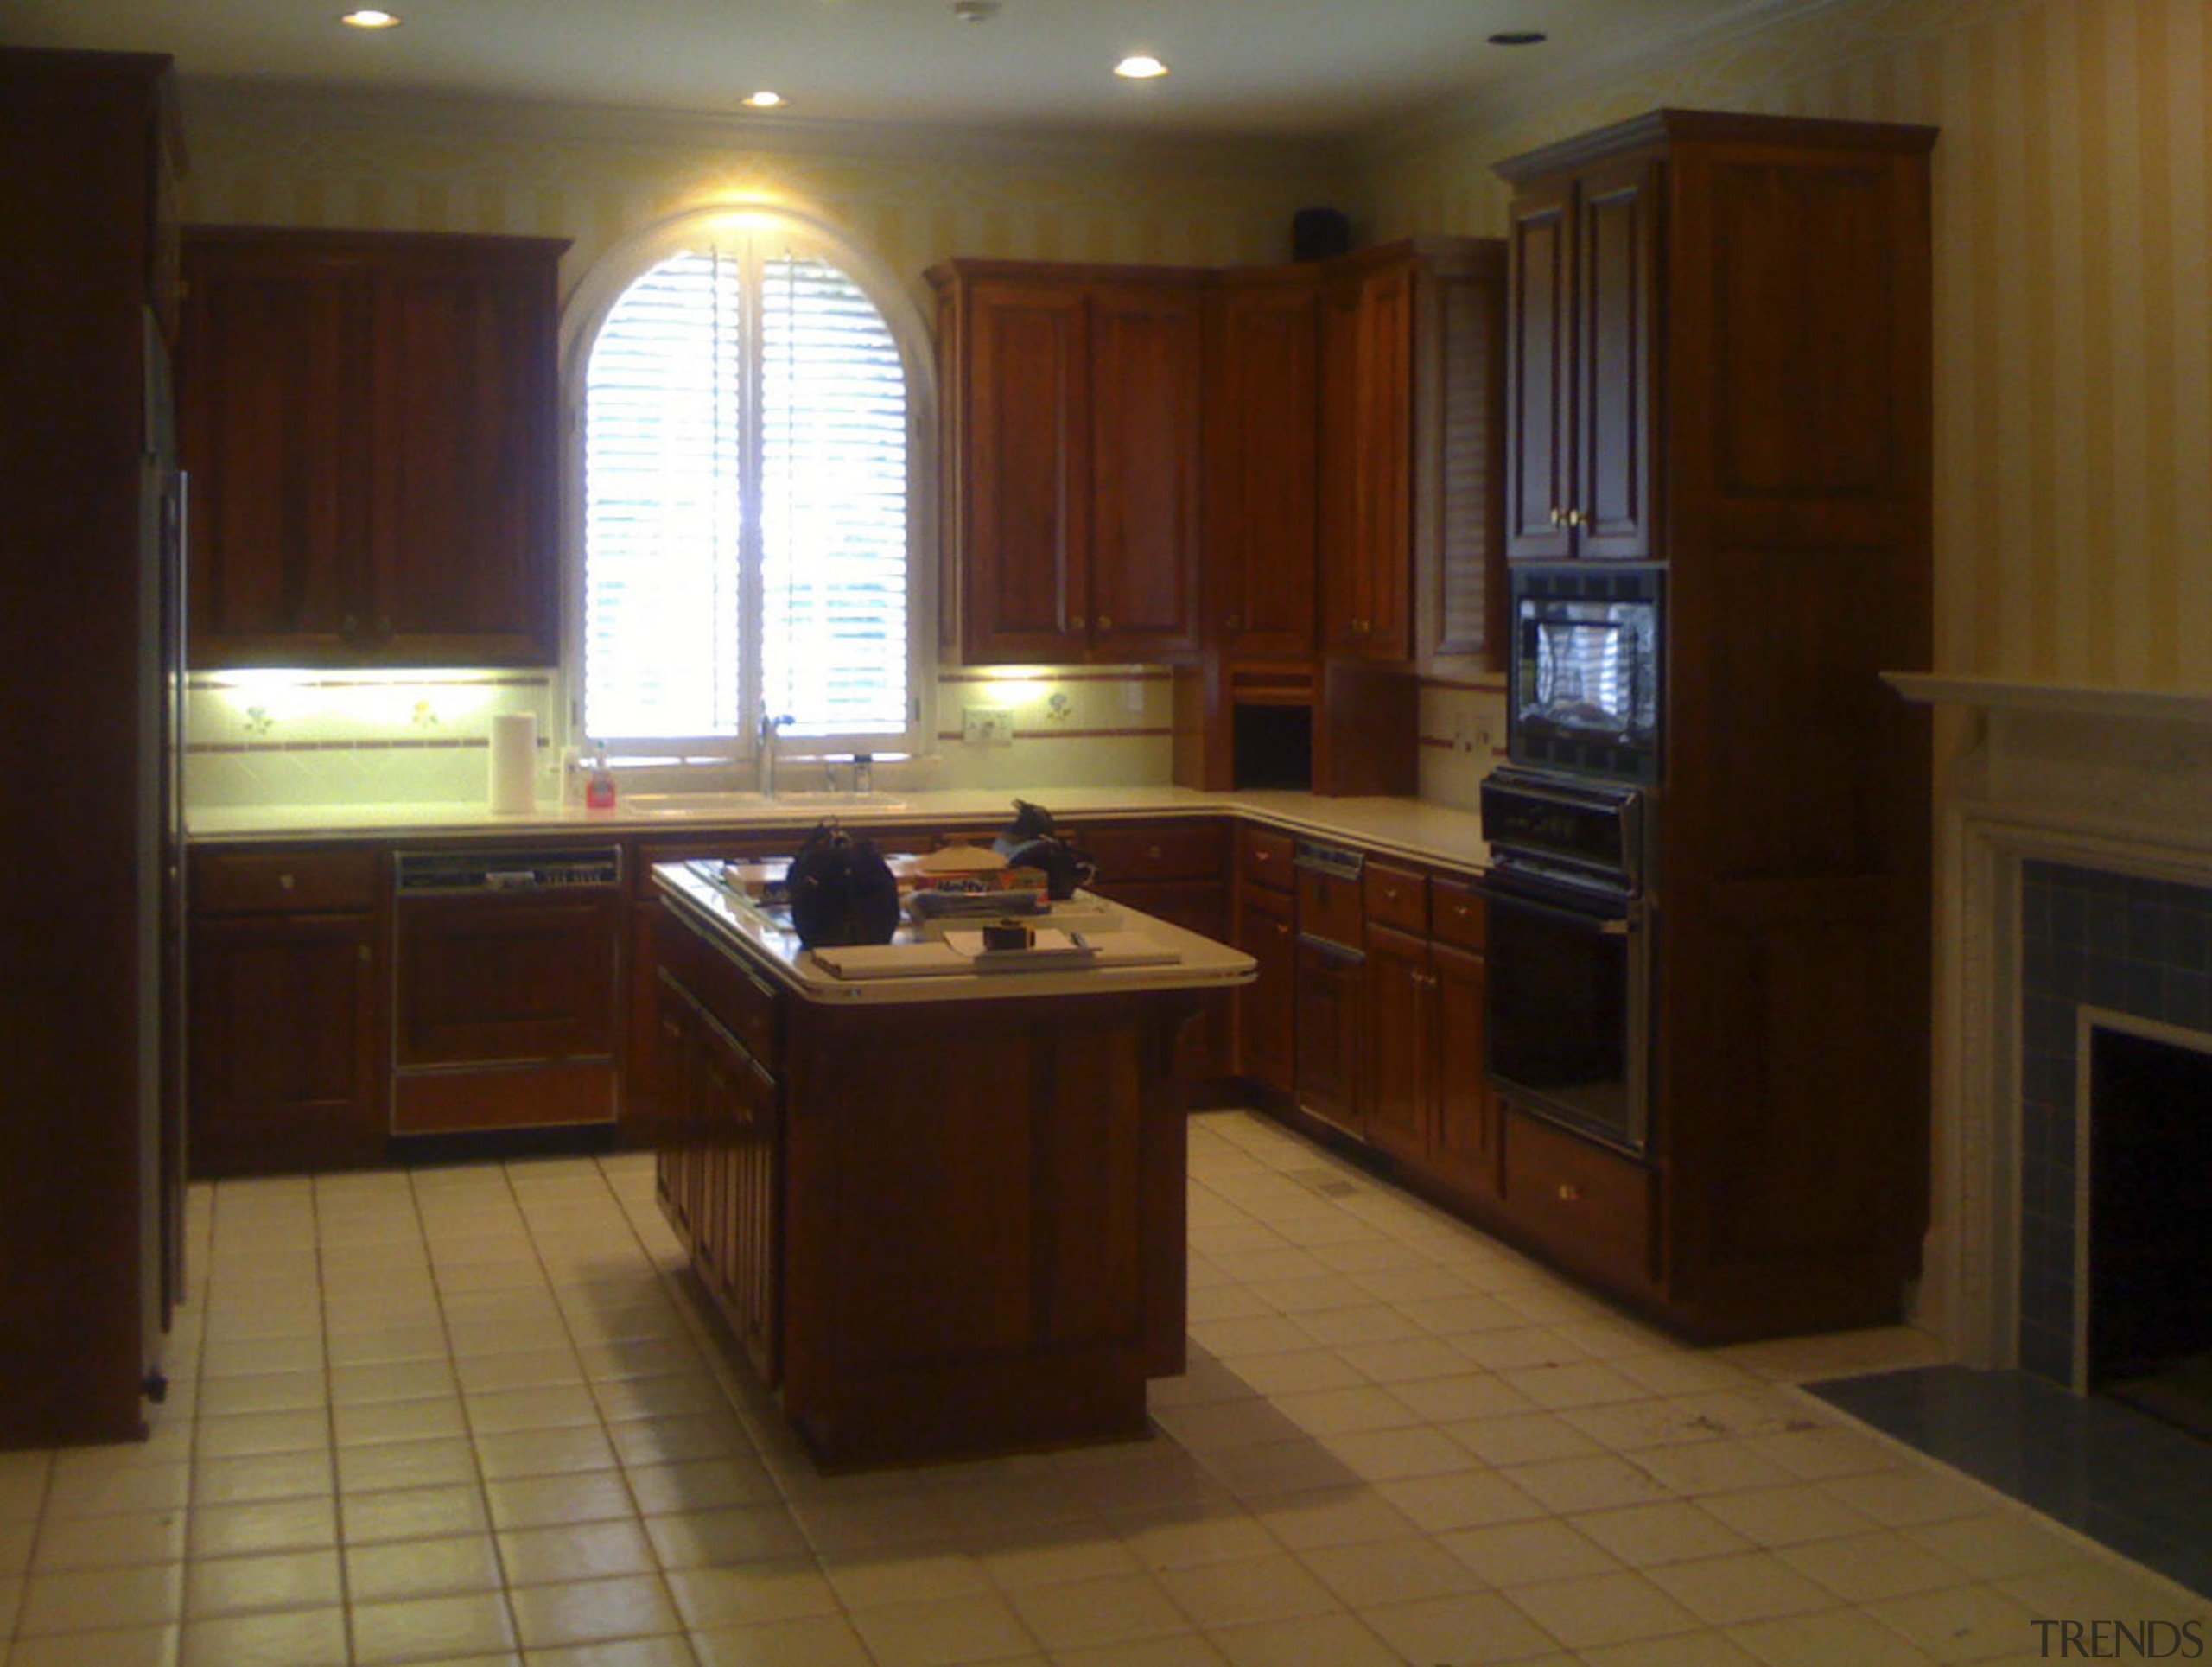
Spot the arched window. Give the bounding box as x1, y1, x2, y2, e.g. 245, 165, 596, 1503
568, 210, 928, 765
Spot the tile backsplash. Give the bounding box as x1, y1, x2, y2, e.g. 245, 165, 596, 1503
185, 665, 1502, 811
182, 666, 1177, 809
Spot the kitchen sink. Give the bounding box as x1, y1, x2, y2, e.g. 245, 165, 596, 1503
766, 791, 910, 810
624, 792, 771, 818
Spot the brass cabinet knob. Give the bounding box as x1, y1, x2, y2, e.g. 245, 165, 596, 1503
1548, 507, 1565, 527
1557, 1181, 1581, 1204
278, 872, 295, 890
1096, 615, 1114, 633
1224, 613, 1242, 632
1071, 616, 1088, 633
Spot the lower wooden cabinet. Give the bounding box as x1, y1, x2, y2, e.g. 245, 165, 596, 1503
188, 847, 386, 1177
654, 957, 781, 1384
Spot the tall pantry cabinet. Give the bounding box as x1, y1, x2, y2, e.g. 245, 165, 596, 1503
1497, 110, 1938, 1339
0, 48, 185, 1447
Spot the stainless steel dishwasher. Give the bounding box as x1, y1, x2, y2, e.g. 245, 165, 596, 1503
391, 847, 624, 1138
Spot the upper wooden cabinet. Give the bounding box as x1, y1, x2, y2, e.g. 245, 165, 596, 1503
1175, 239, 1506, 797
931, 260, 1205, 665
181, 226, 569, 668
1205, 268, 1320, 662
1503, 156, 1661, 560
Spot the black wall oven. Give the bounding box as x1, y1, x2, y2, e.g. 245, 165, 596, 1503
1479, 768, 1653, 1156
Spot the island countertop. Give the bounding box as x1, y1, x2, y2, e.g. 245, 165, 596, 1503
652, 857, 1255, 1006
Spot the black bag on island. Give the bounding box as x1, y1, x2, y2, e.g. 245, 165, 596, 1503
786, 821, 901, 948
991, 798, 1098, 900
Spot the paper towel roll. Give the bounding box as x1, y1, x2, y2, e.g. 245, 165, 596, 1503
488, 712, 538, 814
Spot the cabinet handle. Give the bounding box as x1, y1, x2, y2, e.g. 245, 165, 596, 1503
1548, 507, 1565, 527
1565, 509, 1588, 529
1096, 615, 1114, 633
1556, 1181, 1582, 1204
1224, 614, 1241, 632
278, 872, 296, 890
1071, 616, 1088, 633
357, 944, 372, 964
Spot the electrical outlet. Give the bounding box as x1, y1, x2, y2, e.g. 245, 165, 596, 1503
963, 704, 1015, 747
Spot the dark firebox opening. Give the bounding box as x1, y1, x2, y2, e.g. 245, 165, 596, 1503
2089, 1025, 2212, 1441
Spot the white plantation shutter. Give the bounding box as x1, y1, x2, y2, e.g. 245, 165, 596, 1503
582, 232, 911, 748
761, 252, 909, 738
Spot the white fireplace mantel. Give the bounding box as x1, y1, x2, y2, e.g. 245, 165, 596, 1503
1888, 671, 2212, 1372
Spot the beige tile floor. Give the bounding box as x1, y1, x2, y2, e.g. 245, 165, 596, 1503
3, 1108, 2207, 1667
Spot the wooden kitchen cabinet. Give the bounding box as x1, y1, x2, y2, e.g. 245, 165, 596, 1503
1502, 156, 1660, 560
1233, 827, 1297, 1093
931, 260, 1205, 665
181, 226, 568, 667
1318, 239, 1510, 666
188, 847, 387, 1177
1427, 877, 1501, 1199
1205, 268, 1320, 661
654, 917, 783, 1383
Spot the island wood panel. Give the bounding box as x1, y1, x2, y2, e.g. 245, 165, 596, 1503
775, 988, 1191, 1469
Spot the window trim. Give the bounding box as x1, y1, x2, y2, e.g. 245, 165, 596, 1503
556, 202, 938, 775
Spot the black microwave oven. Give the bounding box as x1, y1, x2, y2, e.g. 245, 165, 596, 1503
1508, 562, 1662, 784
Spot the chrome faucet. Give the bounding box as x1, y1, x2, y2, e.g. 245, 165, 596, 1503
758, 709, 791, 799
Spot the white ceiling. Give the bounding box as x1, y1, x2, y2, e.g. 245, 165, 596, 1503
1, 0, 1824, 144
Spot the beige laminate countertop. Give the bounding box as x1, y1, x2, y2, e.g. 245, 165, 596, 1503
187, 786, 1493, 873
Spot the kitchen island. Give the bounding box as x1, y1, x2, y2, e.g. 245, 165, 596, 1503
648, 859, 1255, 1469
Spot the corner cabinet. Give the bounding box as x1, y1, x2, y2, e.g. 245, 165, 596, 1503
931, 260, 1205, 665
181, 226, 568, 668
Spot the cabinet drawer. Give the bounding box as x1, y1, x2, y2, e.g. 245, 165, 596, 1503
1363, 862, 1428, 936
1502, 1108, 1654, 1285
193, 847, 378, 914
1238, 826, 1294, 893
1075, 819, 1226, 883
1432, 876, 1486, 951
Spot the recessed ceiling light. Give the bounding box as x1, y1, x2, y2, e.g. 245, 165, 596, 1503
340, 9, 401, 29
744, 90, 785, 109
1115, 54, 1168, 80
1487, 31, 1547, 47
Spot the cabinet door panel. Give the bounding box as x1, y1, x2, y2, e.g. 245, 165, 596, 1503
961, 282, 1090, 660
1430, 938, 1500, 1199
1504, 184, 1575, 559
181, 250, 362, 658
370, 250, 559, 659
1573, 159, 1661, 560
188, 912, 383, 1175
1090, 286, 1201, 657
1236, 884, 1296, 1092
1363, 923, 1431, 1164
1206, 277, 1318, 659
